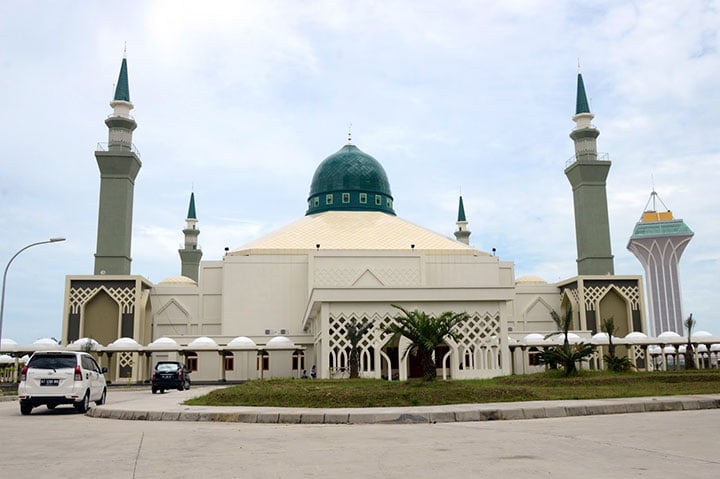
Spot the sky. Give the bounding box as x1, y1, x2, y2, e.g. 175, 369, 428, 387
1, 0, 718, 345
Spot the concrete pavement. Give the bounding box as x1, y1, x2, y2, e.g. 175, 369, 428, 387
86, 386, 720, 424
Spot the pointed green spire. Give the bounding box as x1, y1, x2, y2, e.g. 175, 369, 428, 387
113, 57, 130, 102
187, 192, 197, 219
575, 72, 590, 114
457, 195, 466, 222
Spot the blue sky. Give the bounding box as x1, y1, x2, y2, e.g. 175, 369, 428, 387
1, 1, 718, 344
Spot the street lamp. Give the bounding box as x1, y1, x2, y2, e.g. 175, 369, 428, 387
0, 237, 66, 347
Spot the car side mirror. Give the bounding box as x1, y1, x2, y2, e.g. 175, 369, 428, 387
101, 367, 108, 373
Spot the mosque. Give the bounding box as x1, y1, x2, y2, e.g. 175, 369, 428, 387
44, 56, 711, 384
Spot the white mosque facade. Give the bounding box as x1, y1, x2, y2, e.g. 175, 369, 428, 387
6, 57, 716, 385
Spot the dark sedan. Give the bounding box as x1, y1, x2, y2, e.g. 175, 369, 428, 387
151, 361, 191, 393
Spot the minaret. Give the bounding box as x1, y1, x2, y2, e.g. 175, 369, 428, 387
94, 53, 142, 275
454, 195, 471, 245
179, 192, 202, 282
564, 70, 614, 275
627, 191, 693, 336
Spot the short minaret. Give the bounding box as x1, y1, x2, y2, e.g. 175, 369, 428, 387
627, 191, 693, 336
454, 195, 471, 244
94, 53, 142, 275
179, 192, 203, 282
564, 70, 614, 275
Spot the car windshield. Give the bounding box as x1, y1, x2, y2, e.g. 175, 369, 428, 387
28, 354, 77, 370
156, 363, 181, 372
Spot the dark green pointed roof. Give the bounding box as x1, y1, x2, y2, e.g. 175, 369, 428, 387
113, 57, 130, 102
187, 192, 197, 219
575, 73, 590, 114
457, 195, 466, 222
306, 144, 395, 215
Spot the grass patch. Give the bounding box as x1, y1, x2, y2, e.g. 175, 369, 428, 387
186, 370, 720, 408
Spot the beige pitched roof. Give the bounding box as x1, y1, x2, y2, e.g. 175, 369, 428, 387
229, 211, 486, 255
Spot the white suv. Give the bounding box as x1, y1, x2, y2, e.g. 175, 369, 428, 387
18, 351, 108, 415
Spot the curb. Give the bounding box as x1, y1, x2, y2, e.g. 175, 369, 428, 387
87, 395, 720, 425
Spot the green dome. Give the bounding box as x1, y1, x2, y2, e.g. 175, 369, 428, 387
306, 144, 395, 215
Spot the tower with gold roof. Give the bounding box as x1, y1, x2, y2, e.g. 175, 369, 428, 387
627, 191, 693, 336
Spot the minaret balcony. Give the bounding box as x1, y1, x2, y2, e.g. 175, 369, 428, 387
96, 142, 141, 158
565, 151, 608, 167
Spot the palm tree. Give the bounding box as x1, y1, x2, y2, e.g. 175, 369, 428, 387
544, 308, 594, 376
384, 305, 468, 381
346, 318, 372, 379
546, 308, 573, 350
601, 317, 616, 358
601, 316, 633, 372
684, 313, 696, 370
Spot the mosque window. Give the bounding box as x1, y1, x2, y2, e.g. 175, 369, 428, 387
224, 354, 234, 371
326, 194, 333, 205
257, 353, 270, 371
386, 198, 392, 208
292, 351, 305, 371
186, 352, 198, 372
342, 193, 350, 203
359, 193, 367, 204
375, 195, 382, 205
313, 197, 320, 207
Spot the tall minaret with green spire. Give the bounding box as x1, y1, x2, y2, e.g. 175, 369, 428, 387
454, 195, 471, 245
93, 53, 142, 275
179, 192, 202, 282
564, 70, 614, 275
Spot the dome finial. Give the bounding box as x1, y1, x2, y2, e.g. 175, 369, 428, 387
347, 122, 352, 145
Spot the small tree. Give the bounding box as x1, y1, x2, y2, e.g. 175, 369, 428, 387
543, 308, 594, 376
346, 318, 372, 379
384, 305, 468, 381
684, 313, 696, 370
601, 317, 633, 372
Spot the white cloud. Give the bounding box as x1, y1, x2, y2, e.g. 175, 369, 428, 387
1, 0, 718, 343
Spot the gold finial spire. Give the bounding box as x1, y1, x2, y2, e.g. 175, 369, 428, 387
347, 122, 352, 144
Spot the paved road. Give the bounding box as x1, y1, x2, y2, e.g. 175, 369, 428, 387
1, 389, 719, 478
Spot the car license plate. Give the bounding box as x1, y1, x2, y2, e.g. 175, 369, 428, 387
40, 378, 60, 386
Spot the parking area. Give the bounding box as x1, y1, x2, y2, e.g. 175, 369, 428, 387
1, 389, 720, 478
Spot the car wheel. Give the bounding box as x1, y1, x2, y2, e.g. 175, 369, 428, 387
152, 387, 158, 394
96, 388, 107, 406
20, 402, 33, 416
160, 389, 165, 394
74, 391, 90, 413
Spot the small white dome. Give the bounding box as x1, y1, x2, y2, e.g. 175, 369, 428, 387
187, 336, 219, 349
697, 344, 708, 353
148, 337, 180, 350
663, 345, 677, 354
658, 331, 682, 340
710, 344, 720, 352
68, 338, 102, 351
647, 345, 662, 354
591, 332, 610, 344
678, 345, 687, 353
33, 337, 59, 346
625, 332, 648, 340
265, 336, 295, 349
0, 338, 18, 347
107, 337, 142, 351
157, 275, 197, 286
0, 354, 14, 364
523, 333, 546, 344
19, 354, 29, 363
227, 336, 257, 349
694, 331, 713, 337
507, 337, 519, 344
515, 275, 547, 284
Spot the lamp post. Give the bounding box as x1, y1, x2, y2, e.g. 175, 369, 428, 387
0, 237, 66, 347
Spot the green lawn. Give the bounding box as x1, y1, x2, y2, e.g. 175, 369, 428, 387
186, 370, 720, 408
